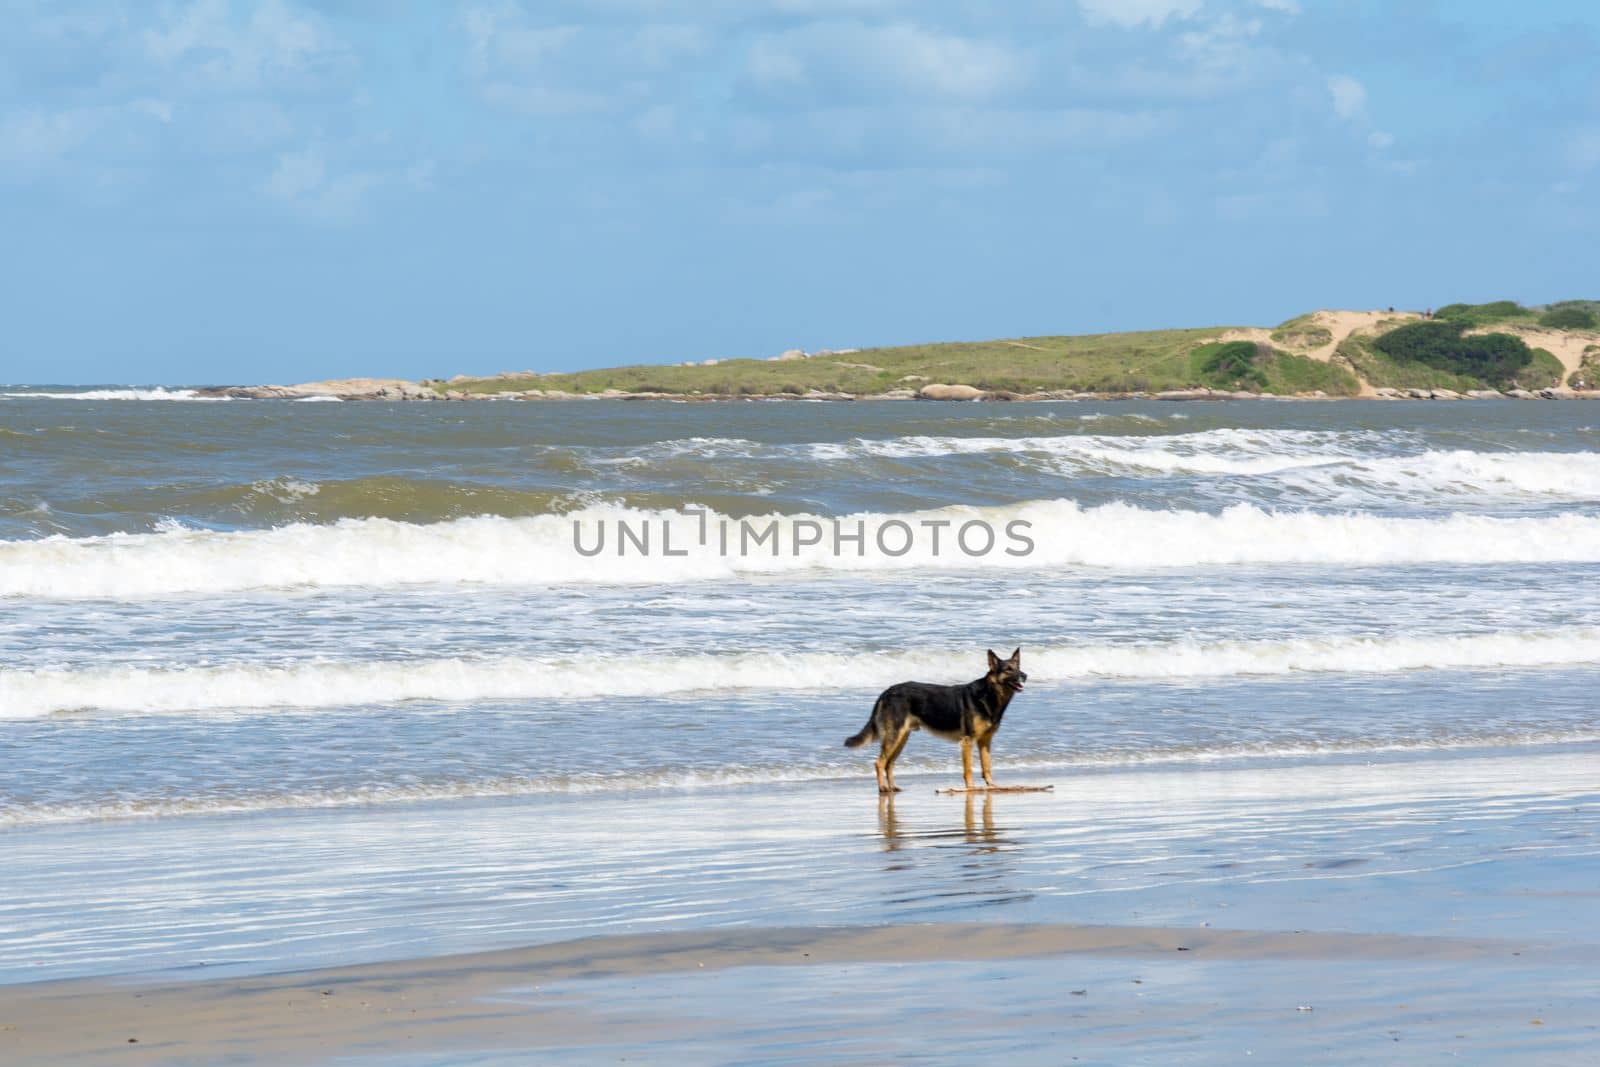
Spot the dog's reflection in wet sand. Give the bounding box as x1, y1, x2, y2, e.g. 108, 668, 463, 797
876, 791, 1000, 851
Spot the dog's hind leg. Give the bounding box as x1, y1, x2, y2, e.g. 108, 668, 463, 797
879, 722, 912, 794
874, 732, 895, 794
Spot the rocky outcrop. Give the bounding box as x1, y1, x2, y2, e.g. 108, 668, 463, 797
198, 378, 438, 400
918, 383, 985, 401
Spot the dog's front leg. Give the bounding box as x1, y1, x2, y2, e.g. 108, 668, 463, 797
979, 737, 996, 788
961, 737, 974, 790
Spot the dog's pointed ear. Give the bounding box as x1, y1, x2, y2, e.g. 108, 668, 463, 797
986, 649, 1001, 672
1009, 647, 1022, 665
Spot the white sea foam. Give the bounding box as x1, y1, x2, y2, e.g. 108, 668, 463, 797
810, 427, 1383, 467
4, 499, 1600, 599
249, 476, 322, 503
581, 427, 1600, 505
801, 428, 1600, 505
5, 629, 1597, 718
1, 387, 223, 401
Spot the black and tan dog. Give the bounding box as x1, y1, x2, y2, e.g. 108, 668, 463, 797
844, 648, 1027, 794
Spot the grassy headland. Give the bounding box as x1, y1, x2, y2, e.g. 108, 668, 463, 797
251, 300, 1594, 401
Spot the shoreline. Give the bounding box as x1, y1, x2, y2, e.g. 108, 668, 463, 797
6, 741, 1599, 1064
195, 381, 1600, 402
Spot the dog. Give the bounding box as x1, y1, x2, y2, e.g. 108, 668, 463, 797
844, 648, 1027, 794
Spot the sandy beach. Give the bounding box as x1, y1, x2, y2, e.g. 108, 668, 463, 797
5, 744, 1598, 1064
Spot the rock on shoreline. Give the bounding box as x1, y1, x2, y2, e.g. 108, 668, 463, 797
194, 377, 1600, 403
197, 378, 439, 401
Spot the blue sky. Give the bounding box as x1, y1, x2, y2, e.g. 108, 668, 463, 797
3, 1, 1598, 384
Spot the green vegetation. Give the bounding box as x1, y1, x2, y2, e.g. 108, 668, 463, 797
1263, 349, 1362, 396
1191, 341, 1267, 390
1432, 301, 1537, 328
1270, 313, 1334, 350
1189, 341, 1359, 396
1522, 348, 1566, 390
1540, 306, 1597, 330
1372, 321, 1534, 386
441, 327, 1234, 397
1570, 345, 1600, 388
425, 302, 1595, 399
1336, 334, 1493, 392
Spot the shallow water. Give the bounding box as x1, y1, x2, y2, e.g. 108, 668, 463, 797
3, 393, 1600, 984
3, 396, 1599, 824
3, 747, 1597, 985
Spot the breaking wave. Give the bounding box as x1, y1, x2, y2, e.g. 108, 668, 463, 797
4, 499, 1600, 599
6, 629, 1598, 718
809, 429, 1600, 500
1, 387, 222, 401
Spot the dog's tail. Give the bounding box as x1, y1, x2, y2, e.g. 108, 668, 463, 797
843, 698, 882, 748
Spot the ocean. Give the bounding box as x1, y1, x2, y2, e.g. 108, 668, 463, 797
3, 390, 1600, 994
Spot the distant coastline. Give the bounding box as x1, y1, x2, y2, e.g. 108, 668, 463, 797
194, 302, 1600, 403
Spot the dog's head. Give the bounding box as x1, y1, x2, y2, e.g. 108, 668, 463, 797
986, 647, 1026, 694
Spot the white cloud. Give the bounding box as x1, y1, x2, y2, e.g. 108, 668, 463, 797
0, 109, 98, 171
626, 24, 708, 68
263, 149, 325, 201
461, 5, 612, 113
1178, 12, 1263, 62
464, 11, 577, 78
1077, 0, 1203, 29
874, 24, 1029, 98
746, 22, 1031, 101
1253, 0, 1300, 12
0, 102, 172, 176
1327, 74, 1366, 121
143, 0, 342, 89
1368, 130, 1394, 150
130, 99, 175, 124
746, 38, 808, 87
261, 148, 385, 223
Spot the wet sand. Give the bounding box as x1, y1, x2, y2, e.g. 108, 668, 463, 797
5, 922, 1597, 1064
4, 745, 1598, 1063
